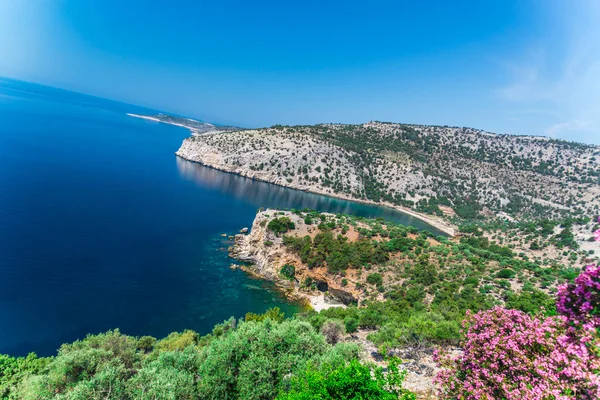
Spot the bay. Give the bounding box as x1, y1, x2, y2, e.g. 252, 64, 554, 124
0, 78, 442, 356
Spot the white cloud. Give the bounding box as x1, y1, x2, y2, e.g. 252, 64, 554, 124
544, 119, 594, 138
495, 1, 600, 145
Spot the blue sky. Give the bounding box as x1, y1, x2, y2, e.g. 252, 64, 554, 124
1, 0, 599, 144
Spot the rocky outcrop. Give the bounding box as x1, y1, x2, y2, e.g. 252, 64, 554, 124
229, 210, 359, 307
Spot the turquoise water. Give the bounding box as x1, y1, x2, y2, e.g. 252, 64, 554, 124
0, 78, 442, 356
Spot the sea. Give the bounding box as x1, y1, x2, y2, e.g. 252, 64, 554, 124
0, 78, 443, 356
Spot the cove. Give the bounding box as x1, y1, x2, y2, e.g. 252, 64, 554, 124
0, 78, 442, 357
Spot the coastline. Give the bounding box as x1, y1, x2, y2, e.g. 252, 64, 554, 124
176, 151, 456, 236
127, 113, 210, 135
229, 210, 359, 311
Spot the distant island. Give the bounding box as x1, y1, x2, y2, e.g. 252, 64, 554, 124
127, 112, 240, 135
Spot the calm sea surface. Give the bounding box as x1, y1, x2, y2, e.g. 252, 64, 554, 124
0, 78, 442, 356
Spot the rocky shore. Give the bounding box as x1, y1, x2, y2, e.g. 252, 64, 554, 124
228, 210, 358, 309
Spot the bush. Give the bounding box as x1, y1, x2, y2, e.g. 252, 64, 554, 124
436, 307, 600, 399
195, 319, 351, 399
496, 268, 516, 279
344, 317, 359, 333
0, 353, 50, 399
366, 273, 383, 286
320, 320, 345, 345
268, 217, 295, 235
280, 264, 296, 281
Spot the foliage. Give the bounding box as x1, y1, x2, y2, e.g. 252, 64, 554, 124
268, 217, 295, 235
366, 273, 383, 286
3, 311, 375, 400
435, 306, 600, 399
320, 320, 346, 345
245, 307, 286, 323
276, 358, 416, 400
436, 222, 600, 399
0, 353, 50, 399
504, 287, 555, 315
280, 264, 296, 281
557, 263, 600, 331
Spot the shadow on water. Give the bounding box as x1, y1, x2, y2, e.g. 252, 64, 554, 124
176, 158, 447, 236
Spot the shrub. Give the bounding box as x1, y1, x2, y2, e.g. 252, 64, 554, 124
136, 336, 156, 352
268, 217, 295, 235
245, 307, 286, 323
496, 268, 516, 279
344, 317, 359, 333
276, 358, 416, 400
556, 263, 600, 331
505, 288, 555, 315
366, 273, 383, 286
280, 264, 296, 281
435, 307, 600, 399
320, 320, 346, 345
196, 319, 336, 399
0, 353, 50, 399
155, 330, 198, 352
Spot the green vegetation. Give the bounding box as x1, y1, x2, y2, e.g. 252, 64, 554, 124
268, 217, 295, 235
277, 358, 416, 400
274, 209, 576, 348
0, 310, 415, 399
280, 264, 296, 281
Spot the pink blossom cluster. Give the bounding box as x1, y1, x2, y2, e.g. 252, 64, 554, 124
435, 307, 600, 399
557, 264, 600, 331
436, 216, 600, 398
594, 216, 600, 241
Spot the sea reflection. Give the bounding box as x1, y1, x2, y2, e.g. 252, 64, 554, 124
176, 157, 446, 236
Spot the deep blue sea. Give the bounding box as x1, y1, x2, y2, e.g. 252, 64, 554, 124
0, 78, 442, 356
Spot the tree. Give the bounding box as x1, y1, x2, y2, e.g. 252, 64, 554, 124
268, 217, 295, 235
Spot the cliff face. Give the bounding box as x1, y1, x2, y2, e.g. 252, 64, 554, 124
176, 129, 366, 192
229, 210, 360, 307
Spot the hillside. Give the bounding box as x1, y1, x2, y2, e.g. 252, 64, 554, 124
231, 209, 581, 312
229, 208, 598, 395
176, 122, 600, 223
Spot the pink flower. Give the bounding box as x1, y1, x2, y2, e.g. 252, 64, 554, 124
594, 229, 600, 242
437, 305, 600, 399
436, 218, 600, 400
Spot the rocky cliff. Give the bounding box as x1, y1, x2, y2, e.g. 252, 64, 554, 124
230, 210, 362, 309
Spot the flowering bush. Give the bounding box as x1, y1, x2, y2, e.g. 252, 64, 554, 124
436, 221, 600, 399
557, 264, 600, 331
435, 307, 599, 399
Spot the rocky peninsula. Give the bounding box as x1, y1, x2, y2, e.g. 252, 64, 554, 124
229, 210, 356, 310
